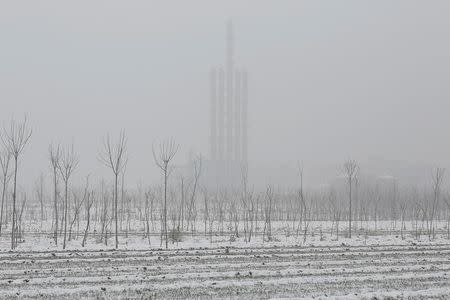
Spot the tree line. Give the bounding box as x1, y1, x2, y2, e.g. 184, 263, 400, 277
0, 117, 449, 251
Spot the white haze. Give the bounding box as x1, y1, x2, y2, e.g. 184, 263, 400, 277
1, 1, 450, 188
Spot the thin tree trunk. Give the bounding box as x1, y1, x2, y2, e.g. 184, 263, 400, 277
0, 176, 7, 236
349, 178, 352, 238
115, 174, 119, 249
82, 205, 90, 247
11, 158, 18, 249
63, 182, 68, 249
164, 169, 168, 249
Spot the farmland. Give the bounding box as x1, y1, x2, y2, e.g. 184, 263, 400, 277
1, 223, 449, 299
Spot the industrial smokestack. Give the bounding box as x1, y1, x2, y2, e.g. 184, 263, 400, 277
210, 68, 217, 161
242, 70, 248, 168
234, 69, 241, 163
218, 67, 225, 161
208, 22, 248, 187
226, 20, 234, 165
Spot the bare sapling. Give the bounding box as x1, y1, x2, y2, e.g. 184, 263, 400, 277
1, 117, 32, 249
99, 131, 127, 249
57, 143, 78, 249
144, 189, 154, 245
443, 193, 450, 240
68, 176, 90, 241
34, 173, 45, 230
399, 197, 407, 240
187, 154, 202, 233
343, 159, 358, 238
429, 168, 444, 239
15, 192, 27, 245
203, 188, 209, 236
0, 149, 11, 237
263, 185, 274, 242
296, 163, 305, 237
49, 144, 61, 245
153, 138, 179, 249
82, 190, 95, 247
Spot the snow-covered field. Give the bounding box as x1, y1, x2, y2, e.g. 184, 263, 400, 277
1, 222, 449, 299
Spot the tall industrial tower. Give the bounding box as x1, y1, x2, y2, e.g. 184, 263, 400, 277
209, 21, 248, 187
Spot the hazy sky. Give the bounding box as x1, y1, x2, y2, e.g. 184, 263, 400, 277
1, 1, 450, 187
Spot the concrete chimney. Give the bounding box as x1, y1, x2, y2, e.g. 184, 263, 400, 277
210, 68, 217, 161
234, 69, 241, 163
218, 67, 225, 161
242, 70, 248, 168
226, 20, 234, 165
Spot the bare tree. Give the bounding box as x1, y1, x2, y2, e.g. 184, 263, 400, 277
152, 139, 179, 249
0, 150, 11, 236
82, 189, 95, 247
16, 192, 27, 244
343, 159, 358, 238
69, 176, 90, 241
296, 162, 305, 237
203, 188, 209, 236
119, 162, 128, 232
240, 165, 252, 243
34, 172, 45, 230
443, 193, 450, 240
99, 181, 110, 245
1, 117, 32, 249
58, 144, 78, 249
144, 188, 154, 245
179, 176, 186, 230
399, 197, 407, 240
99, 131, 127, 249
49, 144, 61, 245
302, 195, 311, 244
263, 185, 274, 242
429, 167, 444, 239
68, 190, 85, 241
187, 154, 202, 232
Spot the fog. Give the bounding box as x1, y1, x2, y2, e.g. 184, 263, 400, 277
1, 1, 450, 188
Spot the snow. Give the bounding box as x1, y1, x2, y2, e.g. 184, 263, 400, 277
0, 220, 449, 299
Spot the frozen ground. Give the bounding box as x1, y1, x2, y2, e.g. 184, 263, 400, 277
0, 221, 449, 299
